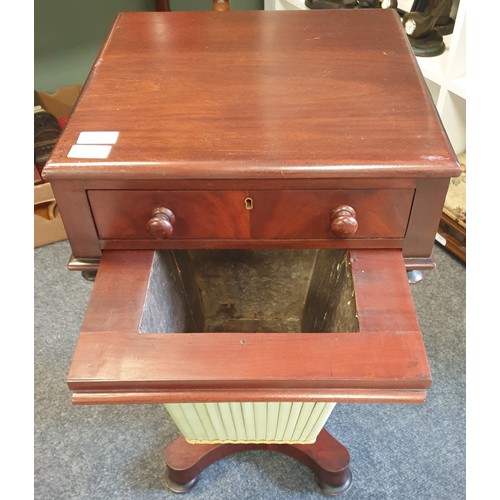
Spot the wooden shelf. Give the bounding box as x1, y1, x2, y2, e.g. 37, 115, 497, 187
436, 211, 465, 262
436, 152, 466, 262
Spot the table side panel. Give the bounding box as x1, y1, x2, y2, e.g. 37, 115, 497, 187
49, 180, 101, 260
403, 177, 451, 258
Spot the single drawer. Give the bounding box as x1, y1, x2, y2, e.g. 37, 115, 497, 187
88, 188, 414, 242
67, 248, 431, 409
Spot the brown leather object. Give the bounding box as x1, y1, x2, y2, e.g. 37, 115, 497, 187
34, 110, 61, 167
306, 0, 381, 8
305, 0, 358, 9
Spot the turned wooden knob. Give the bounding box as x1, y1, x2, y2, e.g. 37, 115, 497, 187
212, 0, 230, 11
146, 207, 175, 239
330, 205, 358, 238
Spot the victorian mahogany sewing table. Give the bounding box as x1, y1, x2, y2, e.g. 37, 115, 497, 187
43, 8, 460, 495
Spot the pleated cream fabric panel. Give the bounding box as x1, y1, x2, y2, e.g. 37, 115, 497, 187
164, 402, 336, 444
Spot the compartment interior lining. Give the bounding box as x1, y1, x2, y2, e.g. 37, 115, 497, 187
140, 249, 359, 334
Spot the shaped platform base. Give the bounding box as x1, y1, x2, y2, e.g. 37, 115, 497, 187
164, 428, 352, 496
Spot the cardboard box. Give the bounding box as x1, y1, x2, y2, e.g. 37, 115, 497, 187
34, 84, 83, 122
34, 181, 67, 248
34, 84, 82, 247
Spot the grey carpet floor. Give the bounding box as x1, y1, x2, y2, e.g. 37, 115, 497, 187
34, 241, 465, 499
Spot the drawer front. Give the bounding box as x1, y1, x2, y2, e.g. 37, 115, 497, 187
88, 190, 251, 240
88, 188, 414, 241
250, 189, 414, 239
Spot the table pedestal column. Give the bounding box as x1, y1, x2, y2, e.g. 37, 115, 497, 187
164, 428, 352, 496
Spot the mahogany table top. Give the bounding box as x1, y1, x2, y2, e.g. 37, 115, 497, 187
45, 9, 458, 182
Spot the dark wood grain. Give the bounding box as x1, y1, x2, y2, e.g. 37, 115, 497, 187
88, 188, 413, 242
249, 189, 413, 239
155, 0, 170, 11
88, 190, 251, 240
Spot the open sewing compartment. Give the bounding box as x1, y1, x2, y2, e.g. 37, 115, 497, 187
68, 247, 431, 419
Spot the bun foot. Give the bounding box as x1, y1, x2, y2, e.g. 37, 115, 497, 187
317, 468, 353, 496
164, 472, 199, 493
407, 269, 423, 284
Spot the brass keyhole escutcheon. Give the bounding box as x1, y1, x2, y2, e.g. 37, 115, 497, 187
245, 198, 253, 210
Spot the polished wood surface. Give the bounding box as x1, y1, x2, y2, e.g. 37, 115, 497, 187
146, 207, 176, 239
43, 9, 460, 267
68, 248, 430, 404
44, 10, 458, 180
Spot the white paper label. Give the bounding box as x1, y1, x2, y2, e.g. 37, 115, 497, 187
435, 233, 446, 246
67, 144, 112, 159
76, 131, 119, 145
